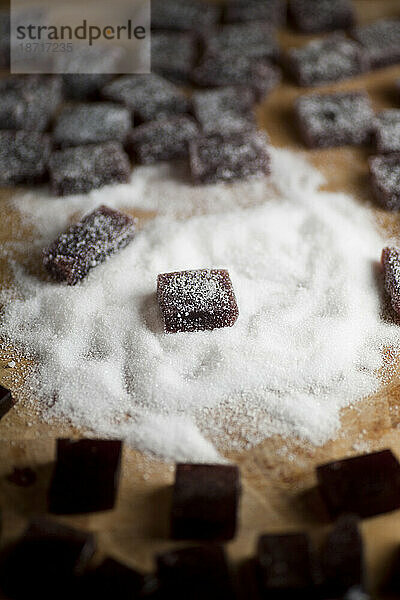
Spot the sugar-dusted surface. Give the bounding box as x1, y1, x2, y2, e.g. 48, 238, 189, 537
151, 0, 221, 31
223, 0, 285, 24
381, 247, 400, 315
204, 21, 279, 61
369, 153, 400, 210
192, 87, 256, 135
352, 18, 400, 69
374, 110, 400, 154
0, 131, 51, 185
151, 31, 198, 84
288, 0, 355, 33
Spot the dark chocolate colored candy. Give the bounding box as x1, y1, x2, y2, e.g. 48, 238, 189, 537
102, 74, 191, 123
369, 154, 400, 211
190, 131, 271, 184
204, 21, 279, 61
43, 205, 136, 285
256, 532, 315, 597
151, 0, 221, 32
156, 545, 234, 600
381, 247, 400, 315
285, 33, 368, 87
171, 463, 240, 540
76, 558, 145, 597
0, 517, 96, 599
320, 515, 365, 598
316, 449, 400, 518
49, 439, 123, 514
192, 87, 255, 135
352, 19, 400, 69
374, 110, 400, 154
129, 115, 199, 164
0, 384, 14, 419
386, 546, 400, 596
151, 31, 198, 84
295, 91, 374, 149
0, 10, 10, 69
53, 103, 131, 149
288, 0, 355, 33
157, 269, 239, 333
223, 0, 285, 25
0, 130, 51, 185
48, 142, 131, 196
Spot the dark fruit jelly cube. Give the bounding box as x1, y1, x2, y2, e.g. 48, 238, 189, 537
316, 449, 400, 518
102, 74, 191, 123
190, 131, 271, 185
157, 269, 239, 333
256, 532, 315, 597
352, 19, 400, 69
369, 154, 400, 210
285, 32, 368, 87
0, 384, 15, 420
295, 91, 374, 149
320, 515, 365, 598
129, 115, 199, 164
0, 130, 51, 186
48, 142, 131, 196
204, 21, 279, 61
43, 205, 136, 285
381, 247, 400, 315
53, 103, 131, 149
156, 545, 234, 600
151, 0, 221, 32
0, 75, 62, 131
374, 110, 400, 154
288, 0, 355, 33
192, 53, 281, 102
48, 439, 123, 514
75, 558, 145, 597
223, 0, 285, 25
171, 463, 240, 540
151, 31, 198, 84
0, 517, 96, 600
192, 87, 256, 135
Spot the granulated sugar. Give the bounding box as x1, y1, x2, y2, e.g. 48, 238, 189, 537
0, 148, 398, 462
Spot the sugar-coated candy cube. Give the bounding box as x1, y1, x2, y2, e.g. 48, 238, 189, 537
102, 74, 191, 123
190, 131, 270, 185
0, 384, 15, 420
369, 154, 400, 211
374, 110, 400, 154
49, 439, 123, 514
0, 130, 51, 186
352, 19, 400, 69
256, 533, 315, 596
48, 142, 131, 197
285, 33, 369, 87
43, 205, 136, 285
0, 75, 62, 131
289, 0, 355, 33
151, 31, 198, 84
317, 449, 400, 518
75, 558, 145, 597
381, 247, 400, 315
129, 115, 199, 164
192, 87, 256, 135
204, 21, 279, 61
53, 103, 131, 149
320, 515, 365, 598
0, 517, 96, 599
192, 53, 281, 102
151, 0, 221, 32
295, 91, 374, 149
157, 269, 239, 333
223, 0, 285, 25
156, 545, 234, 600
0, 10, 10, 69
171, 463, 240, 540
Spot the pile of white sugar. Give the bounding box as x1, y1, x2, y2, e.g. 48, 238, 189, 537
0, 148, 398, 462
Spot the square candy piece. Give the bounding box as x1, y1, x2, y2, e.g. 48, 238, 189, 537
171, 463, 240, 540
223, 0, 285, 25
381, 247, 400, 315
295, 92, 374, 148
369, 154, 400, 211
151, 31, 198, 84
192, 87, 256, 135
0, 131, 51, 185
190, 131, 271, 184
316, 449, 400, 518
43, 205, 136, 285
53, 103, 131, 149
151, 0, 221, 31
49, 142, 131, 196
352, 19, 400, 69
102, 74, 191, 123
129, 115, 199, 164
289, 0, 355, 33
157, 269, 239, 333
77, 558, 145, 597
286, 33, 368, 87
0, 385, 15, 420
49, 439, 123, 514
374, 110, 400, 154
204, 21, 279, 61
